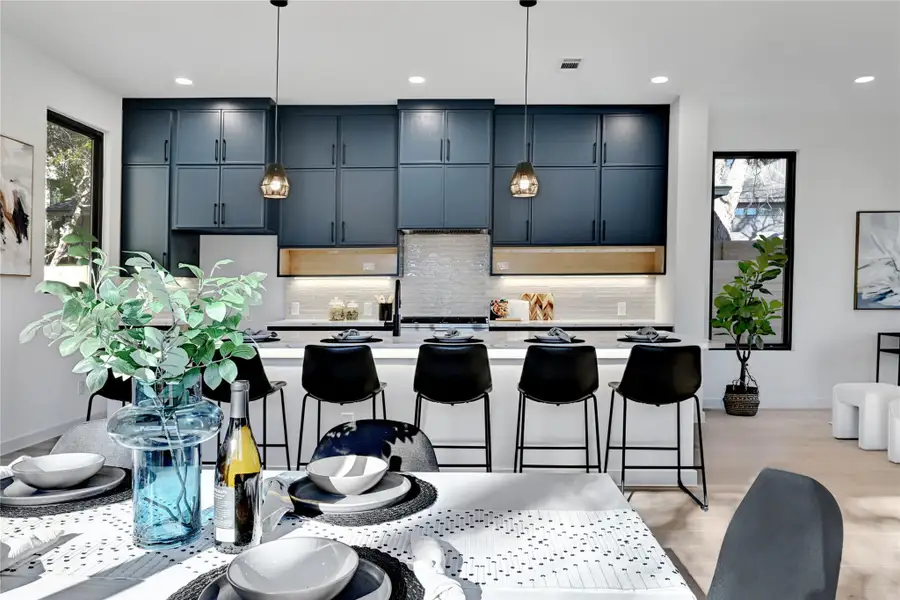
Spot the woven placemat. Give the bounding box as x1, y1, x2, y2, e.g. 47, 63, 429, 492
616, 337, 682, 343
292, 475, 437, 527
524, 338, 585, 344
320, 338, 384, 344
166, 545, 424, 600
0, 472, 132, 518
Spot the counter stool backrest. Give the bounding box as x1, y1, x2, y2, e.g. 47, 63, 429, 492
52, 419, 132, 470
311, 419, 439, 472
202, 352, 273, 403
414, 344, 492, 403
617, 345, 701, 406
302, 344, 380, 403
518, 345, 600, 404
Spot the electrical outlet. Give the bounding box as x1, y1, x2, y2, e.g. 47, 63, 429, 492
340, 412, 355, 422
497, 261, 509, 271
617, 302, 627, 316
362, 262, 375, 272
290, 302, 300, 316
78, 380, 88, 396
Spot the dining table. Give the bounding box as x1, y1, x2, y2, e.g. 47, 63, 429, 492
0, 471, 696, 599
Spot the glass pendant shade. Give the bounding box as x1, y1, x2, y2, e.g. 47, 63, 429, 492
510, 161, 539, 197
261, 162, 290, 199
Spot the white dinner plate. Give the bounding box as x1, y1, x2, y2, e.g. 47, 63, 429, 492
332, 334, 374, 342
289, 471, 411, 514
439, 334, 474, 341
199, 558, 391, 600
624, 332, 668, 341
0, 466, 126, 507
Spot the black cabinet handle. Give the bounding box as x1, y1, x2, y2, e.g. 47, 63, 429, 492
213, 203, 218, 225
331, 222, 335, 243
525, 219, 530, 242
215, 139, 219, 161
221, 203, 225, 225
602, 142, 607, 164
222, 139, 227, 161
592, 142, 597, 164
341, 221, 346, 243
162, 251, 167, 267
601, 219, 607, 241
446, 139, 451, 161
332, 144, 336, 165
527, 142, 531, 161
163, 140, 168, 162
342, 143, 346, 165
440, 139, 443, 162
592, 219, 596, 241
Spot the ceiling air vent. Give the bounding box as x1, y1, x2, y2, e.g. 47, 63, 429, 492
559, 58, 582, 70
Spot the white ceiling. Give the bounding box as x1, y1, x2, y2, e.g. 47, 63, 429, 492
2, 0, 898, 111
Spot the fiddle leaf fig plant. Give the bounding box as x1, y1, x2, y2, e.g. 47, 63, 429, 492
20, 230, 267, 394
711, 235, 787, 391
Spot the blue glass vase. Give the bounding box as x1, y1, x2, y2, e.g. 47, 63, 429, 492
107, 379, 223, 550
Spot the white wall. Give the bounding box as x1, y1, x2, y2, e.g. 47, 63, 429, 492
0, 33, 122, 452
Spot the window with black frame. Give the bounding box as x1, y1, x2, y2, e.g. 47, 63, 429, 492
708, 152, 795, 350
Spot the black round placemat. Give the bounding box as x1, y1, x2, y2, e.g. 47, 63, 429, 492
165, 545, 424, 600
617, 337, 682, 343
320, 338, 384, 344
290, 475, 437, 527
0, 472, 132, 518
423, 338, 484, 344
524, 337, 585, 344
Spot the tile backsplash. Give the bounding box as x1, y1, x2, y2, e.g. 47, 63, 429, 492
284, 234, 656, 320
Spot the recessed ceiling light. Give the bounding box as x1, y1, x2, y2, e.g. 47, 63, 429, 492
175, 77, 193, 86
650, 76, 669, 84
408, 76, 426, 84
854, 75, 875, 84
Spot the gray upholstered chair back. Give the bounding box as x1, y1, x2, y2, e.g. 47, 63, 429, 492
708, 468, 843, 600
311, 419, 439, 472
51, 419, 132, 470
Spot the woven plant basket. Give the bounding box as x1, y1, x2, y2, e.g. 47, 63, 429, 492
723, 384, 760, 416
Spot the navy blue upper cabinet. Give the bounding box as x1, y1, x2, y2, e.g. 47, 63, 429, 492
531, 115, 599, 167
219, 166, 267, 229
602, 114, 667, 167
281, 114, 338, 169
175, 110, 221, 165
492, 167, 531, 244
174, 166, 220, 229
445, 111, 491, 164
399, 111, 444, 164
340, 169, 397, 245
122, 166, 170, 265
530, 168, 599, 245
600, 167, 666, 245
123, 110, 172, 165
340, 115, 397, 168
398, 165, 444, 228
494, 113, 531, 167
221, 110, 267, 164
279, 169, 337, 247
444, 166, 490, 228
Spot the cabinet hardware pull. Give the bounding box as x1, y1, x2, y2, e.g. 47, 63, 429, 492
222, 139, 227, 161
342, 143, 346, 165
332, 144, 336, 165
440, 139, 443, 162
331, 222, 335, 243
162, 251, 167, 266
163, 140, 168, 162
342, 221, 346, 243
592, 142, 597, 164
603, 142, 607, 164
527, 142, 531, 162
602, 219, 606, 241
592, 219, 596, 241
446, 139, 451, 161
525, 219, 530, 242
213, 204, 218, 225
215, 139, 219, 161
221, 203, 225, 225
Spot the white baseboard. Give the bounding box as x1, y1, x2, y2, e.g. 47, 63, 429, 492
0, 417, 85, 455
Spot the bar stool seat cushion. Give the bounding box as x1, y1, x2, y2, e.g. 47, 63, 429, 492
832, 383, 900, 450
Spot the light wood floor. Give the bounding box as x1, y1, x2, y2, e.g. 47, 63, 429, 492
631, 410, 900, 600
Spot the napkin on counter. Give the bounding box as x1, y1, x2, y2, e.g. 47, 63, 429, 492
547, 327, 573, 342
0, 528, 63, 571
636, 326, 660, 341
334, 329, 361, 340
410, 535, 465, 600
442, 328, 462, 339
0, 456, 29, 480
243, 329, 276, 342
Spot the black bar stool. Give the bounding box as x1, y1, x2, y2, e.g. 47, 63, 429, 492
202, 353, 290, 469
296, 345, 387, 469
413, 343, 493, 471
605, 344, 708, 510
85, 370, 132, 421
514, 345, 601, 472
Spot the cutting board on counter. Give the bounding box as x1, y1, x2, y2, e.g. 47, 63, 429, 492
521, 293, 554, 321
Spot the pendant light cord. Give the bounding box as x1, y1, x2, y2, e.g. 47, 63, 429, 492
523, 5, 530, 160
274, 5, 281, 161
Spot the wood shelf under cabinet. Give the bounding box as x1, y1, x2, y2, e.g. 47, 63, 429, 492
492, 246, 665, 276
278, 247, 399, 277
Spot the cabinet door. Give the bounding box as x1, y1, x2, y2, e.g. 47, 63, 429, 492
494, 113, 531, 167
600, 167, 666, 245
531, 114, 599, 166
121, 166, 170, 266
340, 115, 397, 168
602, 114, 666, 167
279, 170, 337, 246
124, 110, 172, 165
445, 110, 492, 164
175, 110, 221, 165
219, 166, 266, 229
492, 167, 532, 244
221, 110, 267, 164
280, 114, 338, 169
340, 169, 397, 245
444, 165, 490, 228
399, 110, 444, 164
530, 167, 599, 244
398, 165, 444, 228
173, 166, 220, 228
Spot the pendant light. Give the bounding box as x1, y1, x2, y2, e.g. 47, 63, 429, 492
261, 0, 290, 199
510, 0, 539, 198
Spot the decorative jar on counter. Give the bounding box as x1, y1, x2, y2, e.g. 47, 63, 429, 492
345, 301, 360, 321
328, 297, 346, 321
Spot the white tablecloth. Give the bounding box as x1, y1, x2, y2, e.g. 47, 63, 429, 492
0, 472, 695, 599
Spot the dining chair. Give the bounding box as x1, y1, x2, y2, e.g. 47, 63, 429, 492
51, 419, 132, 469
311, 419, 439, 472
707, 468, 843, 600
85, 370, 132, 421
414, 343, 493, 471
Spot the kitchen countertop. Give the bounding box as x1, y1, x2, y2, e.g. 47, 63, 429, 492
266, 318, 675, 331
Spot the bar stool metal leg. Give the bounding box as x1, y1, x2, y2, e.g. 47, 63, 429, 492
592, 394, 602, 473
381, 391, 387, 419
518, 394, 527, 473
484, 393, 492, 472
513, 392, 523, 473
414, 393, 422, 428
604, 390, 615, 474
280, 389, 290, 470
295, 393, 310, 470
371, 394, 377, 419
676, 396, 708, 511
583, 398, 590, 473
620, 395, 628, 494
262, 394, 268, 468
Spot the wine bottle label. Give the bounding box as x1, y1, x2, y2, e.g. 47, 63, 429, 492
214, 485, 236, 543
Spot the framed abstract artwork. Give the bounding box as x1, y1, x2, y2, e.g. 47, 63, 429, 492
0, 135, 34, 276
854, 211, 900, 310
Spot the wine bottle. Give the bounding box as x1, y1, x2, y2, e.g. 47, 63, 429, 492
214, 380, 262, 554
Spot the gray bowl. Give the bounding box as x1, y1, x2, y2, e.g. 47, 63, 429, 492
10, 453, 105, 489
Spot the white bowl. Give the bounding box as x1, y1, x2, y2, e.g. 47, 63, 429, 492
306, 455, 388, 496
227, 537, 359, 600
11, 453, 105, 489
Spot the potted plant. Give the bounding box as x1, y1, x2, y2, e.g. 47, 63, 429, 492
20, 231, 266, 549
711, 235, 787, 416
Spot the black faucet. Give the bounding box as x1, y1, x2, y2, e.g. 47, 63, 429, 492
392, 278, 401, 337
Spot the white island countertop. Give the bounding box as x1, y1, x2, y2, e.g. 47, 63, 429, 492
267, 318, 675, 330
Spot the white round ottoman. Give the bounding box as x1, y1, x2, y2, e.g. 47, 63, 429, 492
832, 383, 900, 450
889, 399, 900, 464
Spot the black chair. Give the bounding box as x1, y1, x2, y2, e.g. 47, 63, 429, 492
514, 345, 601, 473
85, 370, 131, 421
605, 344, 707, 509
312, 419, 439, 472
708, 468, 843, 600
296, 345, 387, 469
202, 353, 289, 469
414, 344, 493, 471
